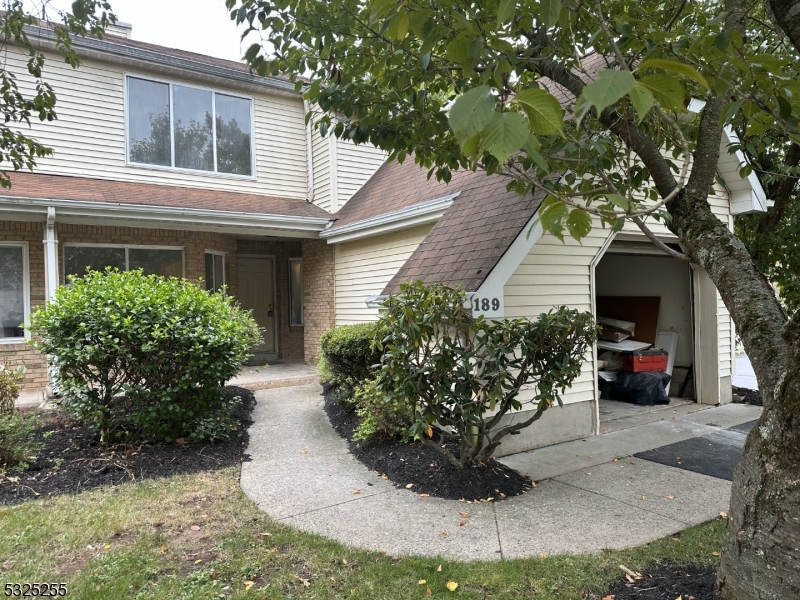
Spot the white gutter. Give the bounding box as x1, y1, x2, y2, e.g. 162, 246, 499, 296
0, 196, 332, 237
43, 207, 59, 302
320, 192, 459, 244
304, 100, 315, 203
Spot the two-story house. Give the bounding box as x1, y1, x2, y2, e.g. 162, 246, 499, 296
1, 30, 766, 452
0, 21, 385, 393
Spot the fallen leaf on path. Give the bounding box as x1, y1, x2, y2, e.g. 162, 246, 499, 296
418, 580, 426, 585
712, 551, 720, 556
175, 438, 186, 445
602, 595, 615, 600
301, 449, 308, 454
381, 474, 388, 479
419, 493, 430, 497
459, 511, 470, 518
406, 483, 414, 489
626, 574, 634, 583
458, 521, 466, 526
353, 489, 361, 495
720, 511, 728, 519
665, 495, 675, 499
440, 531, 447, 537
446, 581, 458, 592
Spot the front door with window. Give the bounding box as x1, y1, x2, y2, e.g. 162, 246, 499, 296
238, 257, 276, 359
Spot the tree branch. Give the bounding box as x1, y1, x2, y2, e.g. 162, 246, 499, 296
632, 217, 692, 261
756, 142, 800, 241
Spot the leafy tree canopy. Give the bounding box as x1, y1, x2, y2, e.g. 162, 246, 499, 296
0, 0, 115, 187
227, 0, 799, 246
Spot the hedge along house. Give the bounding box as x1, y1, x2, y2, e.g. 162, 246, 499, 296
0, 20, 386, 394
321, 121, 768, 454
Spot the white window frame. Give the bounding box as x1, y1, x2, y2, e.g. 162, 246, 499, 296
204, 250, 226, 292
124, 73, 257, 180
288, 257, 303, 327
62, 243, 186, 278
0, 241, 30, 344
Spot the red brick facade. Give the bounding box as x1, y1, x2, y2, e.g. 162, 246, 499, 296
1, 220, 318, 391
301, 238, 335, 366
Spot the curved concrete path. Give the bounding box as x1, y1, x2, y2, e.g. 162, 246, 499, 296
241, 383, 758, 560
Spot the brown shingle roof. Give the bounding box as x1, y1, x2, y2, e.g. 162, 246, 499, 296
2, 172, 330, 219
377, 163, 545, 293
336, 54, 609, 294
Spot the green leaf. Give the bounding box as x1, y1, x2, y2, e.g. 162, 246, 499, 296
638, 58, 709, 89
538, 195, 568, 241
566, 209, 592, 241
513, 88, 564, 135
540, 0, 562, 27
637, 74, 685, 112
497, 0, 515, 27
482, 111, 529, 163
606, 194, 630, 210
386, 11, 410, 40
628, 84, 655, 122
524, 136, 549, 171
483, 112, 528, 163
446, 35, 472, 64
580, 69, 636, 114
448, 85, 495, 140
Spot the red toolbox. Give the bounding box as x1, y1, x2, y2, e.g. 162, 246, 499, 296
622, 349, 668, 372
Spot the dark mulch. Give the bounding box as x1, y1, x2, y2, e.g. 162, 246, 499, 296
732, 385, 762, 406
322, 385, 533, 502
0, 386, 255, 506
604, 562, 717, 600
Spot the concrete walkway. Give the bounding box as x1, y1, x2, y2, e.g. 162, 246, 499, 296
241, 384, 761, 560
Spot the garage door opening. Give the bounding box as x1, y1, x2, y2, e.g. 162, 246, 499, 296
594, 242, 701, 432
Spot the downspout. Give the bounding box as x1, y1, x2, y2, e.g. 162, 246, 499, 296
304, 100, 315, 205
44, 207, 59, 301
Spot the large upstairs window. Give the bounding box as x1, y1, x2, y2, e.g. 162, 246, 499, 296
126, 76, 254, 177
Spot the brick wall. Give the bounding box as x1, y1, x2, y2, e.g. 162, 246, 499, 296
57, 225, 239, 295
301, 238, 335, 365
237, 239, 304, 360
0, 221, 48, 391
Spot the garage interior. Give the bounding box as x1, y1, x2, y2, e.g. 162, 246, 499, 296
594, 242, 700, 430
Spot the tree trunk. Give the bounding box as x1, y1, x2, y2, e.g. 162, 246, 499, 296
667, 176, 800, 598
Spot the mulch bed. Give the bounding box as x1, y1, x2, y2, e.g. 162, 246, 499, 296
322, 385, 533, 502
604, 562, 717, 600
732, 385, 762, 406
0, 386, 255, 506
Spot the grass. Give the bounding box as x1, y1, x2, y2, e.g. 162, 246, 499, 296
0, 467, 725, 599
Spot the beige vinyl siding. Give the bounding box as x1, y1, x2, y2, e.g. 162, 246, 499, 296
310, 126, 332, 211
336, 139, 386, 208
3, 47, 308, 198
504, 224, 610, 406
334, 224, 432, 325
718, 294, 733, 377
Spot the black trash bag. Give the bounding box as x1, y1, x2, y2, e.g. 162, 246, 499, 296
613, 371, 672, 405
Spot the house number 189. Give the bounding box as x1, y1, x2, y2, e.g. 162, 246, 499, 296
473, 298, 500, 312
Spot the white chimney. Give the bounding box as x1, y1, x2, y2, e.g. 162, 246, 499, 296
106, 21, 133, 39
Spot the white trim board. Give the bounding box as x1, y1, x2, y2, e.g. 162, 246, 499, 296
470, 216, 544, 318
321, 193, 458, 244
0, 197, 331, 238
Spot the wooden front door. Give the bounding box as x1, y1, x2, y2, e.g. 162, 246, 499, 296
238, 257, 276, 356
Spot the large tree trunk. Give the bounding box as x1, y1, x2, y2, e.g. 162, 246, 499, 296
666, 119, 800, 596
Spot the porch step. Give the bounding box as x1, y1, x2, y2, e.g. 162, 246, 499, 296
233, 374, 319, 392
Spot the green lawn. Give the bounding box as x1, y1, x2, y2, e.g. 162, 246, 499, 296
0, 467, 724, 599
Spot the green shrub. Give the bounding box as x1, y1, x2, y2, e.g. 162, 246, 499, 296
319, 322, 382, 387
376, 281, 597, 468
352, 379, 413, 442
0, 412, 41, 471
28, 269, 262, 444
0, 364, 27, 415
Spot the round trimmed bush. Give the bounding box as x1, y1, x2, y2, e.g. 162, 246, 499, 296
28, 269, 262, 443
319, 322, 382, 388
